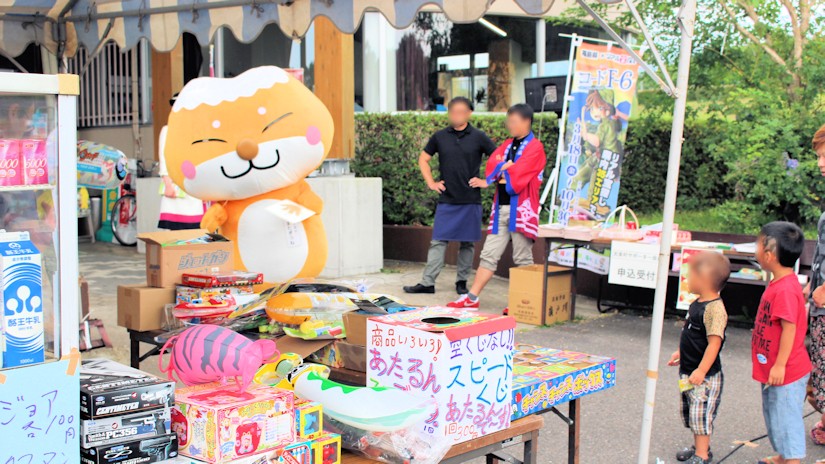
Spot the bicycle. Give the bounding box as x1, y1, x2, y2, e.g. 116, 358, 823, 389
111, 159, 158, 246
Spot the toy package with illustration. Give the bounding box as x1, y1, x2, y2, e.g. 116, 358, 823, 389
294, 399, 323, 440
174, 440, 312, 464
80, 358, 175, 419
172, 381, 295, 463
182, 271, 264, 288
510, 344, 616, 420
0, 230, 44, 368
80, 433, 178, 464
310, 433, 341, 464
81, 407, 171, 448
176, 284, 255, 305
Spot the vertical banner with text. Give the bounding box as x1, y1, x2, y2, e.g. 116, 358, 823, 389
556, 42, 640, 225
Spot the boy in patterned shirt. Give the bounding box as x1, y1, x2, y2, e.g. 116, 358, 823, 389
668, 251, 731, 464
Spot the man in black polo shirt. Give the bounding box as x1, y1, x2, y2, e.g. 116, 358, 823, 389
404, 97, 497, 295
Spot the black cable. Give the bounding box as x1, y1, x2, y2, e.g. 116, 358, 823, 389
715, 410, 816, 463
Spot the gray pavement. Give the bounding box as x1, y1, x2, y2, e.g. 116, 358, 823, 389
80, 242, 825, 463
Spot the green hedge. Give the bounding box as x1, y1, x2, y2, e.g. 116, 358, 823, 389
353, 112, 731, 226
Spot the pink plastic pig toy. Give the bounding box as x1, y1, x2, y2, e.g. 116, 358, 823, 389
159, 325, 278, 391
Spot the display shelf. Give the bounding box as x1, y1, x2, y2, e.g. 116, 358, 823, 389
0, 183, 54, 192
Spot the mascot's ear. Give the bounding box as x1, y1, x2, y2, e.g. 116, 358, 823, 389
158, 125, 169, 178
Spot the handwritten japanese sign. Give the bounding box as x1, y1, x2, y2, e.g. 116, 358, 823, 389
367, 308, 515, 444
0, 357, 79, 464
608, 241, 659, 289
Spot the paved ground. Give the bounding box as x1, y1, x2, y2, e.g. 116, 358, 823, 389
80, 242, 825, 463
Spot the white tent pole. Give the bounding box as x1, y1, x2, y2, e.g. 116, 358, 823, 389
637, 0, 696, 462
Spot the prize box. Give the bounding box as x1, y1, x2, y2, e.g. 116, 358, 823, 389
80, 358, 175, 419
80, 433, 178, 464
81, 407, 171, 448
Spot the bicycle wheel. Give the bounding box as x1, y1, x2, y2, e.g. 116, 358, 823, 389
111, 194, 138, 246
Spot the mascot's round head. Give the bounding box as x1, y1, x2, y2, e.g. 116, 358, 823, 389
163, 66, 334, 201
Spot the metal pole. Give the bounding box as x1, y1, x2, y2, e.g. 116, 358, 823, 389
536, 19, 546, 77
637, 0, 696, 462
542, 34, 578, 223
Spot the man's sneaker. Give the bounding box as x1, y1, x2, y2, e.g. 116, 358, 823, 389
676, 447, 712, 462
455, 281, 469, 295
403, 284, 435, 294
446, 294, 479, 309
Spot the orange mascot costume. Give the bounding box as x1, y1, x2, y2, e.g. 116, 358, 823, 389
162, 66, 333, 283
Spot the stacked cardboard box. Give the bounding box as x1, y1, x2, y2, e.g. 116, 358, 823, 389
79, 359, 177, 464
118, 230, 234, 332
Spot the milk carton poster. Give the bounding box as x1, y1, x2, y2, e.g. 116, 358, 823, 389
0, 230, 44, 368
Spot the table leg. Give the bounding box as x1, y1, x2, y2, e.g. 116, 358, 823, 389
130, 333, 140, 369
525, 429, 539, 464
570, 245, 579, 320
568, 399, 580, 464
542, 238, 551, 325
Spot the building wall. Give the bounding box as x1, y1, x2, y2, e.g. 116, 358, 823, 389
78, 125, 155, 162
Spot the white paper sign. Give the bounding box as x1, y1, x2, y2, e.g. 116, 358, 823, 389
548, 246, 610, 275
265, 199, 315, 223
608, 241, 659, 289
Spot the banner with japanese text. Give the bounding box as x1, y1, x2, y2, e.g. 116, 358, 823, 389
555, 42, 640, 225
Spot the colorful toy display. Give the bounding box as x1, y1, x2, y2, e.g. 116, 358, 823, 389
367, 307, 516, 444
510, 344, 616, 420
288, 363, 434, 433
173, 381, 295, 463
159, 325, 279, 391
162, 66, 334, 284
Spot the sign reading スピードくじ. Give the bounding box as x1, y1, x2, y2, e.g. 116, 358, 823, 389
367, 307, 515, 444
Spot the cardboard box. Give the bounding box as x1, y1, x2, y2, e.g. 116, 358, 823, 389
81, 407, 171, 448
335, 340, 367, 372
294, 399, 323, 440
80, 359, 175, 419
118, 285, 176, 331
173, 381, 295, 463
508, 264, 572, 326
367, 307, 515, 444
138, 230, 233, 288
80, 433, 178, 464
0, 230, 44, 368
310, 433, 341, 464
343, 309, 384, 347
510, 345, 616, 420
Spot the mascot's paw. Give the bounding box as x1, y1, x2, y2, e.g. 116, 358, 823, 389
201, 204, 228, 232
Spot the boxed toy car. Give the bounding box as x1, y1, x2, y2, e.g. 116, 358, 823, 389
80, 433, 178, 464
172, 381, 295, 463
294, 399, 323, 440
80, 359, 175, 419
310, 433, 341, 464
81, 407, 172, 448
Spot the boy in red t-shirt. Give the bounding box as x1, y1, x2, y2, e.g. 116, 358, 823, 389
753, 221, 812, 464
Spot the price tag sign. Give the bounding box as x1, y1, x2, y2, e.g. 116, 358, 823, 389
608, 241, 659, 289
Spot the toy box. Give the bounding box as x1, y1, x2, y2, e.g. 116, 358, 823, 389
173, 440, 312, 464
176, 284, 255, 305
510, 344, 616, 420
181, 271, 264, 288
81, 433, 177, 464
0, 230, 43, 368
81, 407, 172, 448
172, 381, 295, 463
0, 139, 21, 186
294, 399, 323, 440
20, 139, 48, 185
138, 230, 233, 288
367, 307, 515, 444
80, 359, 175, 419
311, 433, 341, 464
